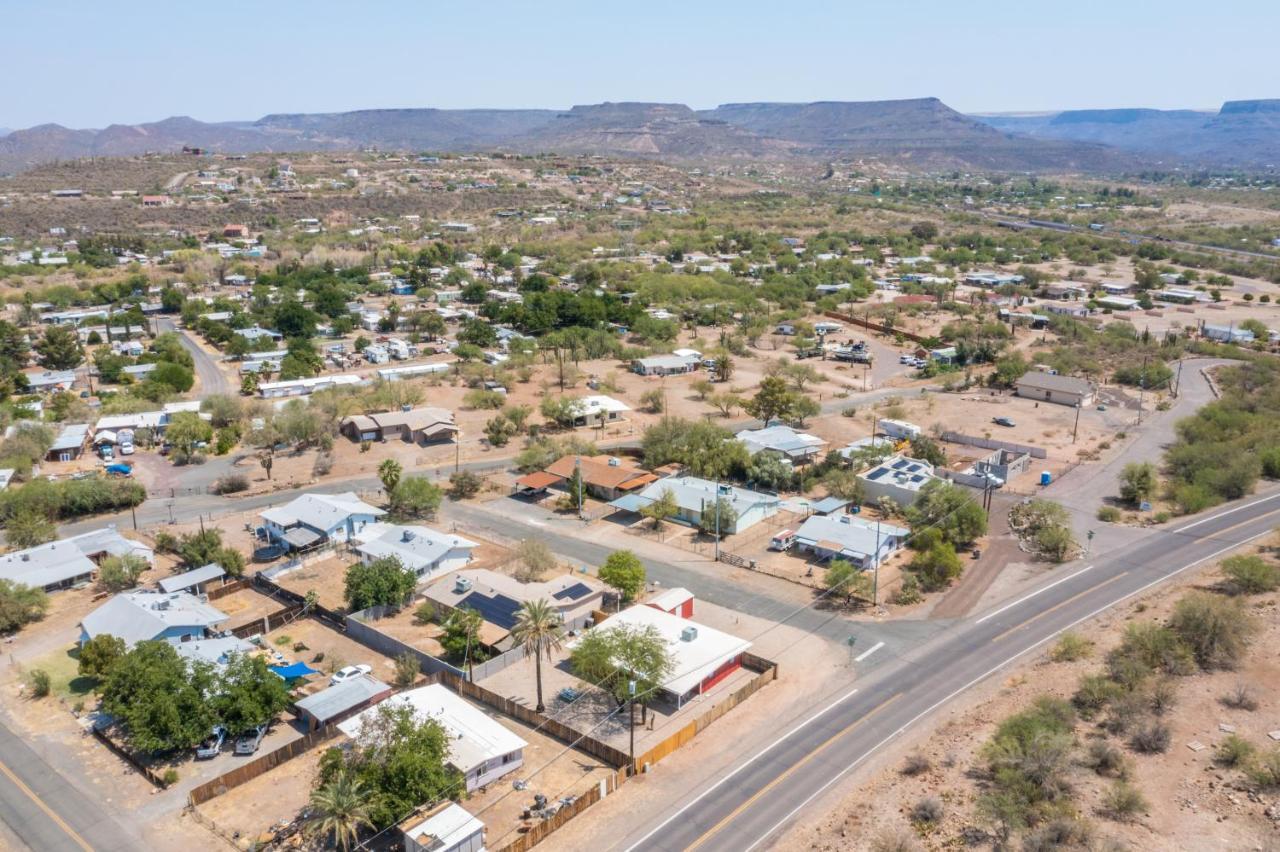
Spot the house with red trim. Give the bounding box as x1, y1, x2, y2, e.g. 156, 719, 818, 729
590, 602, 750, 707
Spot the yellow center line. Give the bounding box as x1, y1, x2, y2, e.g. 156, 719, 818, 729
686, 693, 903, 851
991, 572, 1128, 643
0, 756, 94, 852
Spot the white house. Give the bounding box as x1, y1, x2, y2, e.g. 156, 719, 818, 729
352, 524, 476, 580
857, 456, 940, 507
631, 354, 698, 376
611, 476, 781, 535
569, 395, 630, 428
793, 514, 911, 568
257, 373, 364, 399
260, 492, 385, 550
79, 590, 228, 647
735, 425, 827, 463
339, 684, 527, 792
0, 527, 153, 592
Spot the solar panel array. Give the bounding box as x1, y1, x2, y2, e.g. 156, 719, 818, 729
552, 582, 593, 601
457, 591, 521, 630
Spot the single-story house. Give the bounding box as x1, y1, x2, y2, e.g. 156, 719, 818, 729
174, 636, 256, 669
339, 684, 527, 792
157, 563, 227, 595
258, 373, 364, 399
23, 370, 77, 393
965, 272, 1025, 287
401, 803, 485, 852
46, 424, 90, 461
1014, 371, 1096, 407
79, 590, 229, 647
611, 476, 781, 535
1099, 282, 1133, 295
1044, 283, 1088, 301
1096, 296, 1139, 311
838, 436, 896, 465
631, 354, 698, 376
95, 401, 205, 436
568, 395, 630, 428
295, 674, 393, 731
423, 570, 606, 646
352, 523, 477, 580
1202, 324, 1255, 344
0, 527, 153, 592
857, 456, 939, 508
234, 326, 283, 346
587, 605, 751, 707
376, 362, 454, 382
736, 425, 827, 463
339, 407, 457, 444
260, 492, 385, 550
793, 514, 910, 569
525, 454, 657, 501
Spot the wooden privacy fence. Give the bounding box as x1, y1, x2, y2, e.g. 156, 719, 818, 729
204, 578, 250, 601
825, 310, 932, 344
91, 726, 170, 788
230, 604, 302, 638
495, 769, 625, 852
188, 726, 342, 806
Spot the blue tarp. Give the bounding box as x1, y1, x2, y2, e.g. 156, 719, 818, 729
269, 662, 319, 680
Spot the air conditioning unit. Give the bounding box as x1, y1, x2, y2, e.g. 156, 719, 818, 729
402, 530, 416, 542
608, 457, 621, 467
454, 576, 473, 593
680, 626, 698, 642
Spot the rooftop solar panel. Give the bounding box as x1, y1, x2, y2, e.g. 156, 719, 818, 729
892, 460, 910, 470
867, 469, 888, 480
457, 591, 521, 630
552, 582, 593, 601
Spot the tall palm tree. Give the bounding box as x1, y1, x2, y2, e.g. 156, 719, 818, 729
511, 599, 565, 713
378, 458, 403, 495
306, 771, 373, 851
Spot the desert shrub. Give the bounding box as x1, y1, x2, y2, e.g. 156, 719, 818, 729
1106, 621, 1195, 685
1168, 592, 1253, 670
393, 652, 420, 688
982, 697, 1076, 803
892, 575, 922, 605
212, 473, 249, 495
1247, 749, 1280, 788
869, 830, 921, 852
1021, 818, 1092, 852
1215, 734, 1255, 767
1221, 683, 1258, 711
910, 796, 943, 825
161, 768, 179, 788
413, 601, 436, 625
1100, 781, 1147, 822
1220, 554, 1280, 594
1129, 722, 1170, 754
1146, 679, 1178, 716
1096, 506, 1121, 522
447, 471, 483, 500
900, 754, 931, 776
1084, 740, 1127, 777
153, 531, 179, 553
1073, 674, 1122, 717
1051, 632, 1093, 663
1104, 691, 1148, 736
25, 668, 50, 698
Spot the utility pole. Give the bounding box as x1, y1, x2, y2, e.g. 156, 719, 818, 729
713, 481, 721, 562
1137, 355, 1149, 425
575, 455, 584, 520
1173, 359, 1183, 399
1072, 402, 1081, 444
628, 678, 637, 770
872, 516, 882, 606
454, 429, 460, 473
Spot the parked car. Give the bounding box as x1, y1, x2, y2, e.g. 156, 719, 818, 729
195, 726, 227, 759
993, 416, 1016, 427
330, 664, 373, 686
119, 441, 135, 455
898, 354, 916, 365
234, 724, 269, 755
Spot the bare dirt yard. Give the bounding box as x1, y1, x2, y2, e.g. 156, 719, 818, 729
779, 547, 1280, 852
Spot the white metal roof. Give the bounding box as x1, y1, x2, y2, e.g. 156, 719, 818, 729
591, 605, 751, 697
261, 491, 385, 532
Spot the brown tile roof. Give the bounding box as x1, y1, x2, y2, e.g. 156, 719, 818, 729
544, 454, 651, 492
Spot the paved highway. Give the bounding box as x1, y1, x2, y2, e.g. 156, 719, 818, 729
615, 490, 1280, 851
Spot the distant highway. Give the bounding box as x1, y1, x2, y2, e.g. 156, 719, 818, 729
983, 213, 1280, 265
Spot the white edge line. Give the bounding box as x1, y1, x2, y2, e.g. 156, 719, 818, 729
1177, 490, 1280, 532
741, 525, 1276, 852
853, 641, 885, 663
619, 686, 858, 852
974, 563, 1093, 624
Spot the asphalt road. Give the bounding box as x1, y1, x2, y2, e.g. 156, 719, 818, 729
614, 489, 1280, 851
157, 317, 232, 397
0, 719, 138, 852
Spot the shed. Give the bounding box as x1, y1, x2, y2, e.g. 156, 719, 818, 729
295, 675, 393, 731
158, 563, 227, 594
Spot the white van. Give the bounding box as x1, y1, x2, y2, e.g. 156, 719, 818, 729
769, 530, 797, 551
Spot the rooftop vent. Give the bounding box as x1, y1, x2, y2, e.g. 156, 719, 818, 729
680, 626, 698, 642
608, 457, 621, 467
402, 530, 416, 542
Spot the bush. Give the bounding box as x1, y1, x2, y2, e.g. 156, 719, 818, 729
869, 830, 921, 852
900, 753, 931, 776
1168, 592, 1254, 670
1096, 506, 1121, 522
1129, 722, 1171, 753
212, 473, 250, 495
25, 668, 50, 698
1084, 739, 1128, 777
1220, 554, 1280, 594
393, 652, 420, 688
1101, 781, 1147, 821
1147, 678, 1178, 716
161, 768, 179, 788
1021, 818, 1092, 852
1051, 632, 1093, 663
892, 575, 922, 605
1247, 749, 1280, 788
1073, 674, 1122, 717
0, 579, 49, 633
413, 601, 436, 625
447, 471, 483, 500
1104, 691, 1148, 736
1221, 683, 1258, 711
910, 796, 943, 825
1215, 734, 1255, 767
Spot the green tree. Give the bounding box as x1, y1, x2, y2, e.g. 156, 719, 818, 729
101, 641, 218, 753
712, 354, 734, 383
447, 470, 483, 500
78, 633, 126, 680
0, 580, 48, 633
344, 557, 417, 612
599, 550, 646, 602
377, 458, 402, 494
785, 394, 821, 427
698, 497, 739, 538
212, 653, 291, 733
440, 607, 488, 673
907, 481, 987, 546
1119, 462, 1157, 506
908, 435, 947, 467
826, 559, 873, 604
34, 325, 83, 370
639, 488, 678, 530
165, 411, 213, 459
569, 622, 673, 708
389, 476, 443, 519
5, 509, 56, 548
511, 599, 565, 712
97, 554, 149, 591
744, 376, 795, 426
146, 362, 195, 394
911, 541, 964, 591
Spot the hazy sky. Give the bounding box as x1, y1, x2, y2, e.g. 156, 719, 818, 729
5, 0, 1278, 128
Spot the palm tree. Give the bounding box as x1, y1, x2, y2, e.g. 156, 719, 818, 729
306, 771, 373, 851
378, 458, 403, 495
511, 599, 565, 713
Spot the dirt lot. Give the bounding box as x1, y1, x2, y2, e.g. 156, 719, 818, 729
197, 737, 327, 847
780, 548, 1280, 852
214, 586, 286, 632
263, 617, 400, 687
360, 604, 447, 657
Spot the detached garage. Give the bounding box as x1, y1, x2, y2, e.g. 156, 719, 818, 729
1014, 371, 1096, 408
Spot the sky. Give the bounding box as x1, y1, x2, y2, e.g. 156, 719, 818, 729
4, 0, 1278, 129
